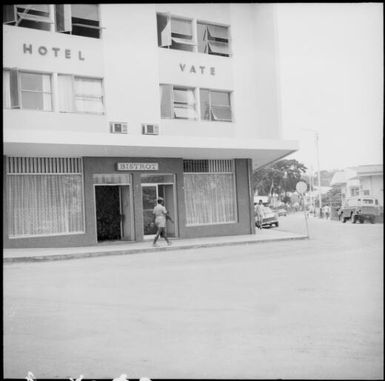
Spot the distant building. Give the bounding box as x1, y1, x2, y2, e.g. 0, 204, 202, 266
330, 165, 383, 205
303, 186, 332, 207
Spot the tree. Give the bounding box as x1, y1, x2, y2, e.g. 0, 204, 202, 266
253, 159, 307, 199
310, 169, 337, 187
324, 186, 343, 207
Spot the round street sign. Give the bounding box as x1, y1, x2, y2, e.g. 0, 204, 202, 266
296, 181, 308, 194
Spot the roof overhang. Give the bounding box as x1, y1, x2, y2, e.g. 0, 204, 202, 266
4, 130, 299, 170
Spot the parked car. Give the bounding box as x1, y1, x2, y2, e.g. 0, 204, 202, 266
255, 207, 279, 228
339, 196, 380, 224
276, 208, 287, 217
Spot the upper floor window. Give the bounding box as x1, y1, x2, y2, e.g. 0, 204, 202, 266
200, 89, 232, 122
58, 75, 104, 114
160, 84, 197, 120
3, 69, 52, 111
156, 13, 230, 56
56, 4, 101, 39
157, 14, 195, 52
3, 4, 53, 31
3, 4, 101, 38
197, 22, 230, 57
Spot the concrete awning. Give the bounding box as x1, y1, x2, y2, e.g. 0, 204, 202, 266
4, 130, 299, 170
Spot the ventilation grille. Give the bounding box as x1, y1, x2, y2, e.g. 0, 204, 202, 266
183, 159, 234, 173
6, 157, 83, 174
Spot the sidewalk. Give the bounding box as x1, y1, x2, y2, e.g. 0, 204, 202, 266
3, 229, 308, 263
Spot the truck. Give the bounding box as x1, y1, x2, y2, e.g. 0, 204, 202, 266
253, 195, 270, 206
339, 196, 381, 224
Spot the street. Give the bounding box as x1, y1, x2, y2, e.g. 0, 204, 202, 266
3, 214, 383, 379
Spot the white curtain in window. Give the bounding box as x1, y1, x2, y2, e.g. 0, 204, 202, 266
174, 106, 196, 119
75, 98, 104, 113
58, 74, 74, 112
74, 77, 103, 113
160, 84, 172, 118
184, 173, 237, 225
3, 70, 11, 108
7, 174, 84, 237
174, 88, 195, 104
75, 77, 102, 96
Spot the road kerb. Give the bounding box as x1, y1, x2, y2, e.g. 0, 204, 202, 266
3, 234, 308, 264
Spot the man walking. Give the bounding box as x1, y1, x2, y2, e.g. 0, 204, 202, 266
255, 199, 265, 230
152, 197, 174, 246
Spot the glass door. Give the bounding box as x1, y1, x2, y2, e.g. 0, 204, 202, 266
142, 185, 159, 236
141, 175, 176, 238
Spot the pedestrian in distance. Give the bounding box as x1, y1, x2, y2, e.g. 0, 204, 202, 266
324, 205, 330, 220
255, 199, 264, 230
152, 197, 174, 247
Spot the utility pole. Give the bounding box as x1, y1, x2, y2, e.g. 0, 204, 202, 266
302, 128, 322, 216
315, 131, 322, 213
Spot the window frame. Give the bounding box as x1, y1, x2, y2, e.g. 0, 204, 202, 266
58, 74, 105, 115
3, 4, 55, 31
4, 69, 53, 112
6, 157, 86, 239
67, 4, 102, 39
160, 84, 198, 120
183, 159, 238, 226
197, 20, 231, 57
3, 4, 102, 39
200, 88, 233, 122
157, 13, 197, 52
19, 71, 53, 111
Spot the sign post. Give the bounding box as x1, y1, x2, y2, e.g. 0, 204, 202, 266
296, 181, 309, 238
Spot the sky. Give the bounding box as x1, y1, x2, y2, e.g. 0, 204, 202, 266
275, 3, 383, 172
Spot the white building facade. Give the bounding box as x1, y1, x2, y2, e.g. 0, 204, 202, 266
330, 165, 383, 206
3, 4, 298, 248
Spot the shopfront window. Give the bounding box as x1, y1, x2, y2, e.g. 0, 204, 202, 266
183, 160, 237, 225
6, 157, 85, 238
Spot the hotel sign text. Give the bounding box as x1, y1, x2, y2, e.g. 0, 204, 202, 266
116, 163, 159, 171
179, 63, 215, 76
23, 43, 85, 61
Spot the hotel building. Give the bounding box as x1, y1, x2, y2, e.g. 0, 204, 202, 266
3, 3, 298, 248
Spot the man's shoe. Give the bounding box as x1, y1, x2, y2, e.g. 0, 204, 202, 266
167, 241, 172, 246
152, 243, 159, 247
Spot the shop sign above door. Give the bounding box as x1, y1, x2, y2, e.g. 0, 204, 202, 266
116, 162, 159, 171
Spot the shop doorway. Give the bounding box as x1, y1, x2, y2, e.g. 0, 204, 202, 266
141, 180, 177, 238
95, 185, 133, 242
